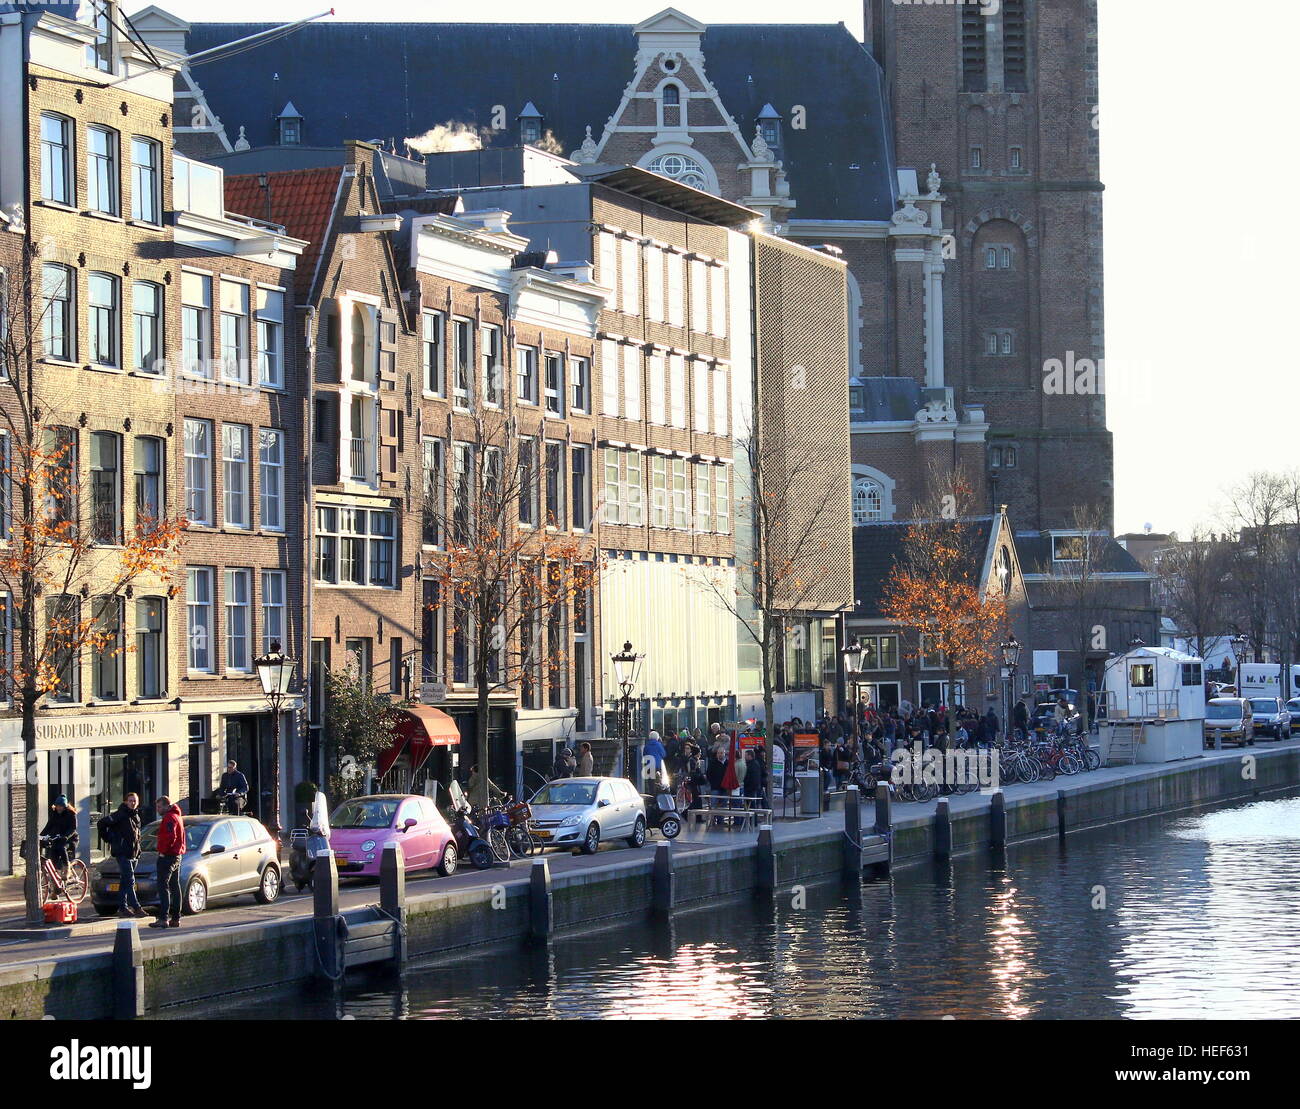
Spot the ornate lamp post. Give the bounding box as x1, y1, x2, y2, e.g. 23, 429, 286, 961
253, 639, 296, 840
840, 637, 864, 741
610, 641, 643, 782
1000, 635, 1022, 742
1232, 633, 1249, 694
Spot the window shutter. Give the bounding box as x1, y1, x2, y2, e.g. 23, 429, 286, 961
378, 307, 402, 483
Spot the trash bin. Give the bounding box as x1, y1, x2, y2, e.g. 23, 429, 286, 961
796, 771, 822, 816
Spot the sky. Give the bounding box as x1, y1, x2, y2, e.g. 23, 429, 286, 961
148, 0, 1300, 538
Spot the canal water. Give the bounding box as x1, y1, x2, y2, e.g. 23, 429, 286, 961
184, 791, 1300, 1019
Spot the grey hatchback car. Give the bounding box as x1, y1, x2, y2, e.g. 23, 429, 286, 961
90, 815, 282, 916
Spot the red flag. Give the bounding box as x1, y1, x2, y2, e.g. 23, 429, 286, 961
721, 732, 741, 791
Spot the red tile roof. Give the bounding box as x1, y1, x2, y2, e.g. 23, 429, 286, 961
224, 166, 343, 302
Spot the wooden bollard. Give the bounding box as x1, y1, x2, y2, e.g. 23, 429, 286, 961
651, 840, 674, 917
990, 789, 1007, 849
313, 849, 341, 979
111, 919, 143, 1020
755, 824, 776, 894
1057, 789, 1067, 840
843, 785, 862, 877
934, 796, 952, 860
874, 781, 892, 836
379, 841, 406, 968
528, 857, 553, 942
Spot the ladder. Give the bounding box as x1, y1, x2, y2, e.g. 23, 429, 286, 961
1105, 721, 1143, 765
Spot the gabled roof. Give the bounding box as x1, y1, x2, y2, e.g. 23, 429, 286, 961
182, 20, 895, 221
1015, 533, 1150, 576
852, 517, 997, 620
224, 166, 342, 301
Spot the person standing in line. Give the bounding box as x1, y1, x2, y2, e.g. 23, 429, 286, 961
149, 796, 186, 929
576, 742, 594, 777
103, 793, 147, 918
551, 747, 577, 780
644, 729, 667, 787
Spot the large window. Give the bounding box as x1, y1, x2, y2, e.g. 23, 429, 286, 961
622, 345, 641, 421
222, 424, 251, 529
181, 272, 212, 378
130, 137, 161, 224
853, 477, 884, 524
692, 359, 709, 431
669, 354, 686, 428
517, 438, 536, 527
857, 635, 899, 672
422, 437, 443, 544
87, 126, 119, 216
225, 568, 252, 672
694, 463, 711, 533
40, 114, 72, 205
92, 597, 124, 702
219, 280, 250, 384
516, 344, 538, 406
544, 440, 565, 528
650, 456, 668, 528
571, 445, 591, 531
45, 426, 77, 531
544, 353, 565, 416
259, 429, 284, 532
89, 431, 121, 544
42, 264, 74, 361
315, 506, 396, 587
136, 597, 165, 699
570, 356, 590, 414
132, 281, 163, 374
452, 443, 472, 540
88, 272, 120, 367
256, 288, 285, 387
648, 353, 666, 425
183, 418, 213, 525
714, 466, 729, 534
480, 324, 502, 406
671, 458, 690, 529
452, 318, 473, 407
46, 595, 80, 703
262, 570, 286, 655
187, 567, 214, 672
422, 310, 444, 395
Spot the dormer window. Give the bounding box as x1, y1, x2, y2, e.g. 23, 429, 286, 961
661, 84, 682, 129
518, 103, 543, 146
88, 2, 115, 73
757, 104, 782, 153
277, 102, 304, 146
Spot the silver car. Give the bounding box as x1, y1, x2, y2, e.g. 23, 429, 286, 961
1248, 697, 1292, 739
91, 815, 282, 916
528, 777, 647, 855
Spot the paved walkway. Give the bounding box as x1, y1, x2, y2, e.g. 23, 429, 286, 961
2, 737, 1295, 970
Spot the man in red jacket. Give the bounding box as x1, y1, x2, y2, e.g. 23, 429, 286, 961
149, 796, 186, 929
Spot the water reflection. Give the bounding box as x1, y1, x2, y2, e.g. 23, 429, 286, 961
181, 793, 1299, 1020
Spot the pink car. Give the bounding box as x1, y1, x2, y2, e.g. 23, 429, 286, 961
328, 794, 458, 878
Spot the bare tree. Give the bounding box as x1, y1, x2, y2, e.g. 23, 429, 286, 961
1153, 529, 1234, 664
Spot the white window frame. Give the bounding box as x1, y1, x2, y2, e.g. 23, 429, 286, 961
220, 279, 251, 385
87, 125, 119, 216
261, 570, 286, 655
187, 567, 214, 673
132, 280, 163, 374
600, 340, 619, 416
423, 309, 445, 396
649, 352, 666, 425
40, 113, 72, 205
222, 423, 251, 529
182, 270, 212, 379
256, 286, 285, 388
130, 136, 161, 224
183, 418, 213, 525
259, 428, 284, 532
225, 568, 252, 673
623, 344, 642, 421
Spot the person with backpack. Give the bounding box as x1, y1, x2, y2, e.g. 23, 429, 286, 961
40, 795, 78, 874
149, 796, 186, 929
100, 793, 147, 918
551, 747, 577, 780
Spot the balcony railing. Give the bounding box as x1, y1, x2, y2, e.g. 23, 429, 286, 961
350, 438, 369, 482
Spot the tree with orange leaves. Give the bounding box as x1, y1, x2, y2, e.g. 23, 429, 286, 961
0, 242, 185, 921
422, 409, 601, 808
880, 467, 1008, 721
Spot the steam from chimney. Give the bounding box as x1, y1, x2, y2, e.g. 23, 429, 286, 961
405, 121, 489, 154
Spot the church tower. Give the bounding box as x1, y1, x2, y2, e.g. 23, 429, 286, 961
868, 0, 1111, 532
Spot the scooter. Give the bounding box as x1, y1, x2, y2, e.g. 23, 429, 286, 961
288, 791, 332, 892
641, 787, 682, 839
447, 780, 494, 870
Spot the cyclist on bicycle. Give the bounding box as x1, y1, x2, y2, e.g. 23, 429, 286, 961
39, 795, 78, 870
217, 760, 249, 814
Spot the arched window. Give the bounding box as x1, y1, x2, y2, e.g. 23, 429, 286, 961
853, 477, 884, 525
648, 152, 708, 191
661, 83, 683, 128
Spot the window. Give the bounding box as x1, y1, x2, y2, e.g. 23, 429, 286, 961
600, 341, 619, 416
1001, 332, 1013, 355
91, 597, 123, 701
46, 595, 80, 703
602, 449, 622, 525
991, 446, 1003, 469
1000, 247, 1011, 269
857, 635, 899, 672
985, 332, 998, 355
45, 427, 76, 530
599, 233, 619, 302
649, 153, 707, 192
692, 359, 709, 431
481, 324, 502, 406
42, 264, 74, 361
422, 310, 445, 394
182, 272, 212, 378
694, 463, 711, 533
452, 318, 473, 407
669, 355, 686, 428
222, 424, 251, 529
651, 456, 668, 527
40, 114, 71, 205
970, 146, 983, 171
516, 344, 538, 405
645, 245, 664, 321
627, 451, 645, 526
87, 126, 119, 216
220, 280, 250, 384
962, 3, 987, 92
571, 445, 590, 531
1009, 146, 1023, 171
183, 419, 212, 524
280, 118, 301, 146
544, 352, 565, 416
421, 580, 441, 682
714, 466, 729, 535
623, 345, 642, 421
348, 395, 375, 483
131, 281, 162, 373
259, 429, 284, 531
544, 440, 565, 527
853, 477, 884, 524
517, 438, 535, 527
710, 265, 727, 338
985, 247, 998, 270
256, 288, 285, 387
712, 366, 729, 436
262, 570, 286, 655
666, 252, 685, 326
349, 302, 373, 382
1130, 663, 1155, 689
315, 507, 397, 587
130, 138, 161, 223
88, 1, 114, 71
89, 431, 121, 544
1004, 446, 1018, 469
423, 437, 444, 543
452, 443, 472, 540
88, 273, 119, 367
648, 353, 666, 425
1004, 0, 1028, 92
1181, 662, 1203, 687
136, 597, 165, 698
547, 583, 566, 710
690, 259, 708, 332
620, 237, 640, 315
671, 458, 689, 529
225, 569, 252, 672
661, 82, 682, 128
187, 568, 213, 672
1052, 534, 1087, 562
570, 356, 590, 413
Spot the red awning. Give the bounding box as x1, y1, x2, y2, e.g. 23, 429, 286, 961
376, 706, 460, 778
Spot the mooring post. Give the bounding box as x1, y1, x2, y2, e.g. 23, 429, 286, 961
528, 857, 553, 943
756, 824, 776, 895
651, 840, 674, 917
313, 848, 341, 979
110, 919, 143, 1020
934, 796, 952, 860
874, 781, 892, 836
379, 840, 406, 968
990, 788, 1007, 849
1057, 789, 1067, 839
843, 785, 862, 877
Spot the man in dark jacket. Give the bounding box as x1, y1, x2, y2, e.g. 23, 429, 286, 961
742, 750, 767, 801
39, 795, 78, 871
105, 793, 146, 918
984, 707, 1001, 743
551, 747, 576, 780
149, 796, 186, 929
1013, 697, 1030, 738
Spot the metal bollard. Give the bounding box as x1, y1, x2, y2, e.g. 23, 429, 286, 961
111, 919, 143, 1020
755, 824, 776, 895
528, 857, 553, 943
874, 781, 892, 836
379, 841, 406, 968
651, 840, 674, 917
934, 797, 952, 860
990, 789, 1007, 849
313, 849, 341, 979
843, 785, 862, 877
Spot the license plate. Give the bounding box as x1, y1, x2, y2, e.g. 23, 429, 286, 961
106, 882, 119, 892
532, 830, 552, 840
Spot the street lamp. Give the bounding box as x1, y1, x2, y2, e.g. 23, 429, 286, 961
1000, 634, 1022, 741
840, 637, 864, 741
254, 639, 296, 839
610, 641, 643, 783
1232, 634, 1249, 693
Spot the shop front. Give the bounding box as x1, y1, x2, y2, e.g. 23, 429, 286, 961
374, 705, 460, 802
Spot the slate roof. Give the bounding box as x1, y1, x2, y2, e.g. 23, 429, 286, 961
1014, 533, 1149, 576
852, 518, 996, 619
224, 166, 343, 301
184, 21, 895, 222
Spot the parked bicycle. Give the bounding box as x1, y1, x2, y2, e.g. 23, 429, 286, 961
37, 834, 88, 905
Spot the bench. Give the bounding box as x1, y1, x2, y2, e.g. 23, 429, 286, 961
690, 796, 773, 830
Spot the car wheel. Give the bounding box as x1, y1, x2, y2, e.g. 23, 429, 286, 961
659, 816, 681, 839
254, 866, 281, 904
581, 822, 600, 855
437, 843, 458, 877
184, 875, 207, 915
626, 817, 647, 848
